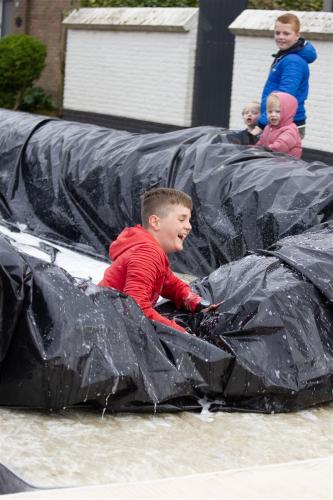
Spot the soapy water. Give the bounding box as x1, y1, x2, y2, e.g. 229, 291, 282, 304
0, 403, 332, 488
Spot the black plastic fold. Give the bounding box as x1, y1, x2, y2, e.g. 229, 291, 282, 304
0, 109, 332, 276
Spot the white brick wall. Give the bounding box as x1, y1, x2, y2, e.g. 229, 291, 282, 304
63, 9, 198, 127
229, 10, 333, 153
229, 36, 273, 130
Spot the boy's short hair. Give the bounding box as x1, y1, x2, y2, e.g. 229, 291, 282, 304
276, 13, 300, 33
141, 188, 193, 227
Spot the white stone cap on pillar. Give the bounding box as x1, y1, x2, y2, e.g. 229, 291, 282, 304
63, 7, 198, 32
229, 9, 333, 40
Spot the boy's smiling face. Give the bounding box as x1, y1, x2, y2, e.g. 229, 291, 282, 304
149, 204, 192, 254
274, 21, 300, 51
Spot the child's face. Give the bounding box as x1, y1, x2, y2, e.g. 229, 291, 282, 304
267, 100, 281, 126
274, 21, 300, 51
242, 105, 260, 128
154, 204, 192, 254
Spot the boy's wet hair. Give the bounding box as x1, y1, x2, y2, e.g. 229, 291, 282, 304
276, 13, 300, 33
141, 188, 192, 227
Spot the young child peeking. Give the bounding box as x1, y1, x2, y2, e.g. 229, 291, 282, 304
256, 92, 302, 159
242, 101, 260, 133
99, 188, 218, 333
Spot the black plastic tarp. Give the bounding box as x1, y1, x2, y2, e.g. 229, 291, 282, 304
0, 231, 232, 411
0, 219, 332, 413
0, 109, 332, 414
162, 221, 333, 412
0, 109, 332, 276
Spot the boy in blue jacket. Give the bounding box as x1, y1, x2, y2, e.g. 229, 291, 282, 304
251, 13, 317, 140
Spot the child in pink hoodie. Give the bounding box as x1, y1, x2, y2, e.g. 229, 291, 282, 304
256, 92, 302, 159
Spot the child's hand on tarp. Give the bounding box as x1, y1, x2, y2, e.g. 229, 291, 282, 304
196, 299, 222, 314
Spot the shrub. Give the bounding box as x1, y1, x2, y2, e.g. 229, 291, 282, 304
80, 0, 323, 9
248, 0, 323, 9
80, 0, 197, 6
19, 87, 54, 112
0, 91, 16, 109
0, 34, 47, 110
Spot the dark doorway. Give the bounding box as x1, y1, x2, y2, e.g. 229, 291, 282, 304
192, 0, 248, 128
1, 0, 14, 37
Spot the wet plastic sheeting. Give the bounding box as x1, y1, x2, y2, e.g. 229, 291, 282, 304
190, 258, 333, 412
267, 222, 333, 300
0, 109, 332, 413
190, 150, 333, 275
0, 233, 232, 410
0, 238, 26, 364
0, 220, 332, 412
0, 110, 332, 275
158, 221, 333, 412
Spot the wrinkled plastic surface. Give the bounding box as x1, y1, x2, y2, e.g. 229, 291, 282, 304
0, 232, 232, 411
158, 222, 333, 412
0, 109, 332, 276
0, 109, 332, 414
0, 220, 332, 413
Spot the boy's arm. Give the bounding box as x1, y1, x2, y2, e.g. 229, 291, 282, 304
162, 269, 201, 312
124, 247, 187, 333
268, 129, 299, 153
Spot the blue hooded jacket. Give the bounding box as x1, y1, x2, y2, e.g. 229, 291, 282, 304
258, 39, 317, 128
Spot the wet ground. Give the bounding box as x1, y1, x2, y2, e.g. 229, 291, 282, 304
0, 403, 332, 488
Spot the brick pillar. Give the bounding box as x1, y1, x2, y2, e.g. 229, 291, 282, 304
12, 0, 29, 34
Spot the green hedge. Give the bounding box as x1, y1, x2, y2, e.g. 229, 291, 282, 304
0, 34, 47, 110
80, 0, 323, 9
80, 0, 197, 6
248, 0, 323, 9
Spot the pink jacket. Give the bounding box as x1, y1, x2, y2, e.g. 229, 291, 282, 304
257, 92, 302, 159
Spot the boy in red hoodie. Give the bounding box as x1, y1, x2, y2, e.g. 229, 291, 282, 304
256, 92, 302, 159
99, 188, 218, 333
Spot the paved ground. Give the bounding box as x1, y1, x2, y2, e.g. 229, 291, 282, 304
3, 457, 332, 499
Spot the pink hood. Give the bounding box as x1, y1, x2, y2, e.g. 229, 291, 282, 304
271, 92, 298, 127
256, 92, 302, 159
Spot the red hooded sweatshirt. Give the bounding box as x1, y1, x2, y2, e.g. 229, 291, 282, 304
98, 225, 201, 332
256, 92, 302, 159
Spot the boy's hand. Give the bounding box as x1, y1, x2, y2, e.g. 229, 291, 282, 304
196, 299, 222, 313
200, 302, 222, 313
